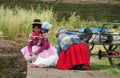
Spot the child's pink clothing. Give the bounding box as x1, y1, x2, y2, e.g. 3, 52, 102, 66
28, 32, 42, 42
21, 31, 58, 67
21, 44, 56, 60
27, 32, 43, 53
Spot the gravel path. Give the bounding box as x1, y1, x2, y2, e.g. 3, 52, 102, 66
27, 68, 119, 78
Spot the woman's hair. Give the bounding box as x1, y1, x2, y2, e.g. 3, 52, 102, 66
32, 24, 42, 29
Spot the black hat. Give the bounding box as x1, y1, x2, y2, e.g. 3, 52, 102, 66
32, 19, 42, 28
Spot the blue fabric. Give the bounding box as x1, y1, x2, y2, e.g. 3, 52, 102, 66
79, 27, 108, 33
42, 22, 52, 29
58, 33, 81, 51
57, 43, 62, 56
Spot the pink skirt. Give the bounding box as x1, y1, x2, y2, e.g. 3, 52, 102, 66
21, 45, 57, 60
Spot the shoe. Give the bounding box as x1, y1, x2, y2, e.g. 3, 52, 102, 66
81, 65, 88, 70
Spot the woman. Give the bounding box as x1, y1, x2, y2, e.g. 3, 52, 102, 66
21, 19, 43, 62
28, 22, 58, 67
56, 28, 90, 70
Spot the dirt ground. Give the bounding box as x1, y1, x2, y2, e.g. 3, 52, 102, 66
27, 68, 119, 78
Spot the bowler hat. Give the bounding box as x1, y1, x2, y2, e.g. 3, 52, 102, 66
32, 19, 41, 25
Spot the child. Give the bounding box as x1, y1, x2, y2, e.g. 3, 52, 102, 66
29, 22, 58, 67
21, 19, 42, 62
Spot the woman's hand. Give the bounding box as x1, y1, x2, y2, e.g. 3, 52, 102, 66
29, 52, 33, 56
34, 51, 39, 55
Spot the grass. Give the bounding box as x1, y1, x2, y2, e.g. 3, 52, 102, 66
0, 5, 103, 45
90, 56, 120, 74
0, 0, 120, 21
